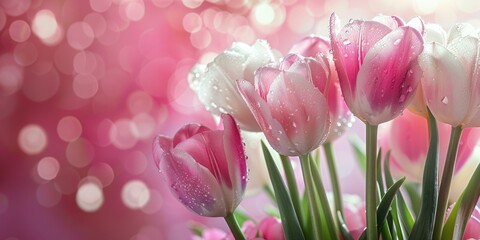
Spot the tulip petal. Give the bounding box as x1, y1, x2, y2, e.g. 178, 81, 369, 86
447, 23, 477, 44
329, 13, 392, 109
407, 17, 425, 35
153, 135, 173, 166
243, 40, 276, 82
237, 79, 297, 156
159, 148, 226, 217
390, 111, 429, 165
372, 15, 404, 29
267, 68, 330, 154
419, 43, 470, 127
175, 130, 232, 188
424, 23, 447, 44
356, 26, 423, 124
221, 114, 247, 210
255, 67, 281, 99
289, 35, 331, 58
172, 124, 211, 146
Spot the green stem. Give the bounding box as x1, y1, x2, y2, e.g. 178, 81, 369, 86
300, 155, 322, 240
280, 155, 304, 229
432, 126, 463, 240
224, 212, 246, 240
324, 143, 344, 218
366, 124, 378, 240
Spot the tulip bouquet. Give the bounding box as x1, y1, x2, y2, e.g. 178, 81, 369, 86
153, 13, 480, 240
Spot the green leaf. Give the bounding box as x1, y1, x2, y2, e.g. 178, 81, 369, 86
384, 153, 408, 239
261, 142, 305, 240
376, 148, 385, 197
410, 109, 439, 240
349, 135, 366, 174
359, 177, 406, 239
441, 161, 480, 239
404, 183, 421, 216
233, 210, 251, 227
308, 155, 340, 240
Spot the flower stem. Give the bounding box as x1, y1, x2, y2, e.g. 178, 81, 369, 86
324, 142, 344, 219
224, 212, 245, 240
300, 154, 322, 240
432, 126, 463, 240
366, 124, 378, 240
280, 155, 304, 229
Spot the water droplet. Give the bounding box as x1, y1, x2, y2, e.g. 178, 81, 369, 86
393, 39, 401, 45
441, 96, 449, 104
344, 53, 349, 57
399, 94, 406, 103
343, 39, 351, 45
292, 122, 297, 128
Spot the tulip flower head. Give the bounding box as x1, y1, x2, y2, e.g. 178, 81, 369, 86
290, 35, 355, 142
329, 13, 424, 125
413, 23, 480, 127
189, 40, 277, 131
237, 53, 331, 156
378, 110, 480, 199
152, 114, 247, 217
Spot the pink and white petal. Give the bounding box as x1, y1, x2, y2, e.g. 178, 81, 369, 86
390, 110, 429, 164
244, 40, 276, 82
356, 26, 423, 124
153, 135, 173, 167
464, 206, 480, 239
448, 37, 480, 86
237, 79, 297, 156
160, 148, 226, 217
267, 72, 330, 154
372, 15, 404, 29
407, 17, 425, 35
306, 55, 330, 93
172, 124, 211, 146
221, 114, 247, 206
450, 148, 480, 201
419, 43, 470, 127
447, 23, 478, 44
424, 24, 447, 44
455, 128, 480, 172
289, 35, 331, 58
255, 67, 281, 100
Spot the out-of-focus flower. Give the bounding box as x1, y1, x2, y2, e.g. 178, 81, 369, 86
242, 131, 281, 196
329, 13, 424, 125
192, 228, 228, 240
340, 194, 366, 239
189, 40, 277, 131
290, 35, 354, 142
411, 23, 480, 128
258, 217, 285, 240
237, 53, 331, 156
445, 205, 480, 239
378, 110, 480, 199
152, 114, 247, 217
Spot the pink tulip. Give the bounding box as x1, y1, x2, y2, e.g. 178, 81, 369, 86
236, 53, 331, 156
258, 217, 285, 240
341, 195, 366, 239
189, 40, 277, 131
152, 114, 247, 217
444, 205, 480, 239
329, 13, 424, 125
378, 110, 480, 199
412, 23, 480, 127
289, 36, 355, 142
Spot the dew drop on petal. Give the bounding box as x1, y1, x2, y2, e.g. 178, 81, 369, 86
441, 96, 449, 104
393, 39, 401, 45
342, 39, 351, 45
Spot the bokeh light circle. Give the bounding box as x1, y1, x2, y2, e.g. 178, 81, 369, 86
57, 116, 83, 142
122, 180, 150, 209
18, 124, 48, 155
76, 182, 104, 212
9, 20, 31, 43
37, 157, 60, 181
67, 22, 95, 50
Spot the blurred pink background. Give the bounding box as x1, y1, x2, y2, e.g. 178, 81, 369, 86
1, 0, 479, 239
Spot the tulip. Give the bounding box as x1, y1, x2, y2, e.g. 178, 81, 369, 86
290, 35, 354, 143
236, 53, 331, 156
329, 13, 424, 125
189, 40, 277, 131
342, 195, 367, 240
378, 110, 480, 200
444, 205, 480, 239
258, 217, 286, 240
413, 23, 480, 128
152, 114, 247, 217
330, 13, 424, 240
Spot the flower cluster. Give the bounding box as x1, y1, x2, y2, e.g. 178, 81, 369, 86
153, 13, 480, 240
